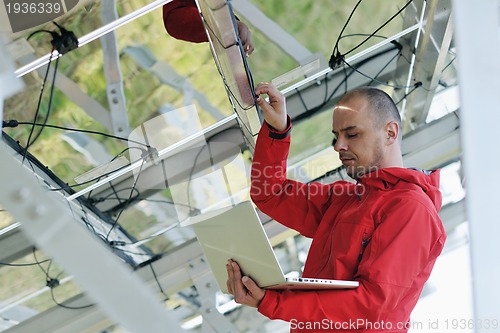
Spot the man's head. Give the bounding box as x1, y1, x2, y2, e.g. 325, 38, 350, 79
332, 87, 403, 179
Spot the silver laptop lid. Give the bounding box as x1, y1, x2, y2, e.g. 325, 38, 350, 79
182, 201, 286, 293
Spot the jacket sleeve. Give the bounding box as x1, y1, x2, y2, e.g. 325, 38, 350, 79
162, 0, 208, 43
250, 119, 335, 238
258, 197, 446, 325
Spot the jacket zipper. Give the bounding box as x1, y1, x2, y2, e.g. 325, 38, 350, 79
358, 232, 371, 263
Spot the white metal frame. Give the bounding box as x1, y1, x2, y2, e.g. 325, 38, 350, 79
453, 0, 500, 329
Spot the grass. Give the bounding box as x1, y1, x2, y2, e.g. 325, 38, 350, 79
0, 250, 82, 313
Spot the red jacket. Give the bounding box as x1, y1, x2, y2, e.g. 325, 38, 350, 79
250, 121, 446, 332
162, 0, 208, 43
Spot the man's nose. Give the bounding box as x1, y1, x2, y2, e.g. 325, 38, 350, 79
333, 137, 347, 152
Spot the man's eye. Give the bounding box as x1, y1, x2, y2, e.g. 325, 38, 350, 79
347, 133, 358, 139
331, 137, 337, 147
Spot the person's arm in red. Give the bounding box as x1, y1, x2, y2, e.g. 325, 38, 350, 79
163, 0, 207, 43
162, 0, 254, 54
251, 82, 343, 237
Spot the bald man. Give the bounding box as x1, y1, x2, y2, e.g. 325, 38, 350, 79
226, 82, 446, 332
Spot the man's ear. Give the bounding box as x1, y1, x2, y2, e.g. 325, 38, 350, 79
385, 121, 399, 145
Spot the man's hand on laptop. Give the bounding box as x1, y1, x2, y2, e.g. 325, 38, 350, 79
226, 259, 265, 308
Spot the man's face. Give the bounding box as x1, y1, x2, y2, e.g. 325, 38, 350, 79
332, 96, 385, 179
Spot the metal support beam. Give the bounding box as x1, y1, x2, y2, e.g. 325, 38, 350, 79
8, 39, 114, 132
101, 0, 130, 137
187, 258, 238, 333
402, 111, 460, 169
453, 0, 500, 328
0, 36, 23, 117
439, 199, 465, 234
0, 223, 32, 264
231, 0, 313, 64
393, 0, 424, 95
400, 0, 454, 133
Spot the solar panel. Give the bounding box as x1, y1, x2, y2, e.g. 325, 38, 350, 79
195, 0, 262, 152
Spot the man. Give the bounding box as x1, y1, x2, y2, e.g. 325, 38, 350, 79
162, 0, 254, 56
226, 82, 446, 332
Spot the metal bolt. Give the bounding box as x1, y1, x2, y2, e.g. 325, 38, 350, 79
31, 204, 46, 218
12, 187, 30, 201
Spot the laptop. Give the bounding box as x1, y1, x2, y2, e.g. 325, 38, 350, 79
181, 200, 359, 293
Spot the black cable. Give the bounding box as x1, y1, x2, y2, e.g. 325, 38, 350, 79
342, 64, 348, 94
47, 160, 138, 191
105, 159, 146, 241
22, 49, 55, 166
342, 0, 413, 58
149, 263, 169, 301
333, 0, 364, 58
342, 59, 420, 89
47, 147, 155, 192
201, 14, 258, 123
184, 127, 241, 214
32, 247, 67, 301
340, 33, 387, 40
86, 147, 140, 200
295, 89, 309, 111
330, 0, 413, 69
27, 29, 57, 41
323, 72, 329, 105
293, 66, 356, 123
32, 247, 51, 279
111, 247, 152, 256
0, 259, 51, 267
399, 52, 413, 65
395, 83, 421, 106
294, 44, 403, 123
90, 188, 140, 205
94, 192, 196, 211
81, 214, 107, 242
29, 56, 60, 146
109, 223, 181, 247
108, 182, 124, 205
99, 190, 142, 214
8, 121, 150, 148
366, 51, 400, 86
293, 57, 361, 123
50, 288, 95, 310
441, 55, 456, 73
